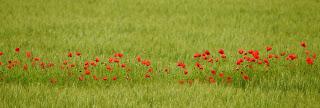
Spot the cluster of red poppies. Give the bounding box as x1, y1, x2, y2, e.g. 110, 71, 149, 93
0, 41, 317, 84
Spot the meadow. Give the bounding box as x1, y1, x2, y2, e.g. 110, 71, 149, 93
0, 0, 320, 107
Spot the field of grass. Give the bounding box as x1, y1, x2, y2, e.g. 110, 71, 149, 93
1, 0, 320, 107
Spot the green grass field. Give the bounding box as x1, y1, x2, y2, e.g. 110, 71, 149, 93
1, 0, 320, 107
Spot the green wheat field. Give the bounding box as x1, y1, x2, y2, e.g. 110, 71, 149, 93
1, 0, 320, 107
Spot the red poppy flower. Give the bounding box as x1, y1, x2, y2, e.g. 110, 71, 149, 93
248, 50, 254, 54
95, 57, 100, 62
121, 64, 126, 68
195, 62, 203, 70
243, 75, 249, 80
26, 51, 32, 58
34, 57, 40, 61
0, 62, 2, 66
145, 73, 151, 78
112, 76, 117, 80
204, 50, 210, 55
300, 41, 306, 48
313, 53, 316, 59
90, 61, 97, 66
280, 52, 286, 56
207, 58, 214, 63
0, 51, 3, 56
219, 73, 224, 78
15, 48, 20, 53
211, 70, 216, 75
93, 75, 99, 80
257, 60, 263, 64
76, 52, 81, 56
287, 54, 297, 60
221, 54, 226, 59
266, 46, 272, 52
106, 65, 112, 71
252, 50, 259, 59
68, 52, 72, 57
148, 68, 153, 72
113, 58, 120, 63
306, 57, 314, 65
23, 64, 28, 70
103, 76, 108, 80
218, 49, 224, 54
79, 76, 84, 81
114, 53, 124, 58
136, 55, 141, 62
209, 76, 216, 84
184, 69, 188, 75
193, 53, 201, 58
108, 57, 114, 63
236, 58, 244, 65
177, 61, 186, 68
305, 50, 310, 55
238, 49, 245, 55
268, 54, 273, 59
142, 60, 151, 66
85, 70, 91, 75
263, 58, 270, 66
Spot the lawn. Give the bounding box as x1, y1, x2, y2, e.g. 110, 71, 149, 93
0, 0, 320, 107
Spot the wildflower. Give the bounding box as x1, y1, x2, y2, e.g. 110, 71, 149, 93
195, 62, 203, 70
95, 57, 100, 62
26, 52, 32, 58
287, 54, 297, 60
145, 73, 151, 79
243, 75, 249, 80
68, 52, 72, 57
280, 52, 286, 56
108, 57, 114, 63
106, 65, 112, 71
238, 49, 245, 55
23, 64, 28, 70
34, 57, 40, 61
112, 76, 117, 80
221, 54, 226, 59
236, 58, 244, 65
266, 46, 272, 52
142, 60, 151, 66
76, 52, 81, 56
121, 64, 126, 68
136, 55, 141, 62
177, 61, 186, 68
227, 76, 232, 83
15, 48, 20, 53
114, 53, 124, 58
219, 73, 224, 78
306, 57, 314, 65
93, 75, 99, 80
103, 76, 108, 80
85, 70, 90, 75
264, 58, 270, 66
300, 41, 306, 48
184, 69, 188, 75
211, 70, 216, 75
79, 76, 84, 81
252, 50, 260, 59
207, 58, 214, 63
209, 76, 216, 84
148, 68, 153, 72
218, 49, 224, 54
313, 53, 316, 59
193, 53, 201, 58
268, 54, 273, 59
204, 50, 210, 55
0, 51, 3, 56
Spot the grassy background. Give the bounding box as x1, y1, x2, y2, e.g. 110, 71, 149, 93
1, 0, 320, 107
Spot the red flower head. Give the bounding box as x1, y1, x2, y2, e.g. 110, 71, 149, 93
76, 52, 81, 56
243, 75, 249, 80
113, 58, 120, 63
300, 41, 306, 48
219, 73, 224, 78
313, 53, 317, 59
34, 57, 40, 61
268, 54, 274, 59
26, 51, 32, 58
266, 46, 272, 52
114, 53, 124, 58
93, 75, 99, 80
211, 70, 216, 75
23, 64, 28, 70
221, 54, 226, 59
79, 76, 84, 81
177, 61, 186, 68
204, 50, 210, 55
145, 73, 151, 79
95, 57, 100, 62
207, 58, 214, 63
248, 50, 254, 54
148, 68, 153, 72
112, 76, 117, 80
103, 76, 108, 81
195, 62, 203, 70
136, 55, 141, 62
15, 48, 20, 53
0, 51, 3, 56
68, 52, 72, 57
85, 70, 91, 75
236, 58, 244, 65
142, 60, 151, 66
287, 54, 297, 60
121, 64, 126, 68
305, 50, 310, 55
106, 65, 112, 71
280, 52, 286, 56
209, 76, 216, 84
252, 50, 260, 59
108, 57, 114, 63
263, 58, 270, 66
193, 53, 201, 58
218, 49, 224, 55
238, 49, 245, 55
184, 69, 188, 75
306, 57, 314, 65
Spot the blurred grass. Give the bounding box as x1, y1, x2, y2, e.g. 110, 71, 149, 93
0, 0, 320, 107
